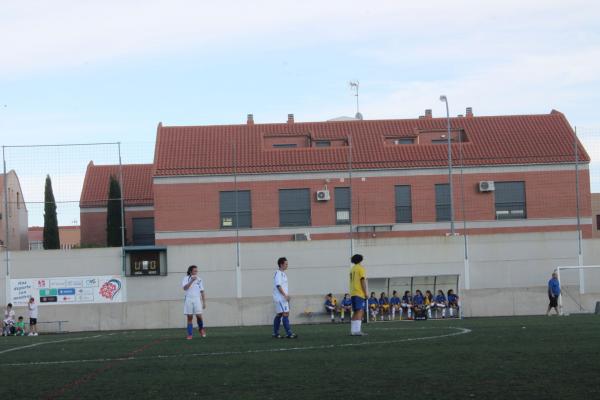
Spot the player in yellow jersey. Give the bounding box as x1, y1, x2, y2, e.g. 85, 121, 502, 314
349, 254, 368, 336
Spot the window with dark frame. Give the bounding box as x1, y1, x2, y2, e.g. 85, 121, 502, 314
334, 187, 351, 225
220, 190, 252, 229
495, 181, 526, 220
132, 217, 155, 246
395, 185, 412, 223
279, 189, 311, 227
435, 183, 451, 222
273, 143, 297, 148
315, 140, 331, 147
596, 215, 600, 230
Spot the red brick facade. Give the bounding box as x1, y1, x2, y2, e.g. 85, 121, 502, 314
80, 209, 154, 246
153, 168, 591, 245
79, 163, 154, 246
80, 111, 593, 246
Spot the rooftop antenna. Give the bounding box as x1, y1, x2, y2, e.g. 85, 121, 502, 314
349, 81, 362, 120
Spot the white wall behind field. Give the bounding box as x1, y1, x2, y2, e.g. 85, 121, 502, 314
9, 247, 122, 278
1, 231, 598, 331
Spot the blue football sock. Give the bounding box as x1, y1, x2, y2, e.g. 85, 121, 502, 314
187, 323, 193, 336
197, 319, 203, 330
282, 316, 292, 336
273, 315, 282, 335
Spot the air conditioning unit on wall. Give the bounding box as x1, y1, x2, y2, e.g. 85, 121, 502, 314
316, 190, 330, 201
479, 181, 495, 192
292, 233, 311, 241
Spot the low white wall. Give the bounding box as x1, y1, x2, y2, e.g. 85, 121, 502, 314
1, 231, 599, 332
463, 285, 600, 317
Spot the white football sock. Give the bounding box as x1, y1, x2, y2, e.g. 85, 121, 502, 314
351, 320, 360, 334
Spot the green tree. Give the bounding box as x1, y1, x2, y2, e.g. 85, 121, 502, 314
106, 175, 125, 246
43, 175, 60, 249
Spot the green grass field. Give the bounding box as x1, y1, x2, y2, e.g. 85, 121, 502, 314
1, 315, 599, 399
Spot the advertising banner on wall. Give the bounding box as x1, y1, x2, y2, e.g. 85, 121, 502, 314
10, 275, 126, 306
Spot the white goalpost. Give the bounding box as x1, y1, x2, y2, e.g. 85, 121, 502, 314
555, 265, 600, 315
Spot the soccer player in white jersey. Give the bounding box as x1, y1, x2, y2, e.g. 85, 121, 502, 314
272, 257, 298, 339
182, 265, 206, 340
27, 298, 38, 336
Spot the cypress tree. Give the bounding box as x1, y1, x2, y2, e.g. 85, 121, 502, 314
106, 175, 125, 246
43, 175, 60, 249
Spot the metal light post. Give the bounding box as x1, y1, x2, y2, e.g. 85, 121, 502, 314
439, 95, 455, 235
2, 146, 10, 277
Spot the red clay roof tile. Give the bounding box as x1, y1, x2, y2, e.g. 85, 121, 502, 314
80, 163, 153, 207
153, 111, 589, 176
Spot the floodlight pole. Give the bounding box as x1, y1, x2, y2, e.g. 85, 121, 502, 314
440, 96, 455, 235
348, 134, 354, 257
2, 146, 10, 305
2, 146, 9, 276
458, 114, 470, 290
234, 142, 242, 299
574, 127, 584, 294
118, 142, 126, 275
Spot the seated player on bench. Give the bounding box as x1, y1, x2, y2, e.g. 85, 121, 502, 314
378, 292, 390, 321
401, 291, 414, 320
368, 292, 379, 321
324, 293, 339, 323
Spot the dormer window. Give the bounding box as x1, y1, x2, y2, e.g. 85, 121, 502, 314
385, 137, 415, 145
265, 134, 309, 149
418, 129, 467, 144
265, 133, 348, 149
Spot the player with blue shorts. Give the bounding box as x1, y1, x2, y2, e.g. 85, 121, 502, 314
182, 265, 206, 339
340, 293, 352, 323
349, 254, 368, 336
272, 257, 298, 339
390, 290, 401, 320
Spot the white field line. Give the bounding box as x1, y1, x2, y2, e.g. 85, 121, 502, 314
0, 327, 471, 367
0, 333, 115, 355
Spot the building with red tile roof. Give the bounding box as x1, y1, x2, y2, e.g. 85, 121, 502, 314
79, 109, 592, 246
151, 110, 591, 245
79, 162, 154, 246
153, 110, 587, 176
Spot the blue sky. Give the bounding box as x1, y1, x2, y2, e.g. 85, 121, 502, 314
1, 0, 600, 226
